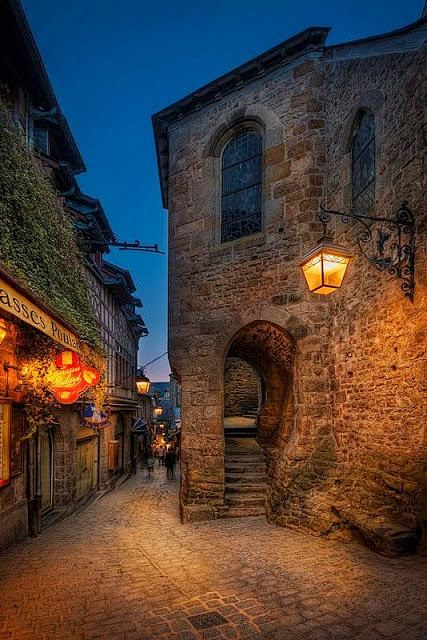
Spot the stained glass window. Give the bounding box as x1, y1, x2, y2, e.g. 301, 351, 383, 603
352, 112, 375, 214
221, 131, 262, 243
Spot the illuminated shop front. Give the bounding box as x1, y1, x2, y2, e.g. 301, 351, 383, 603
0, 268, 101, 548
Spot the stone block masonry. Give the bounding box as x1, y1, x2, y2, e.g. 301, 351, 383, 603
154, 19, 427, 555
224, 357, 260, 417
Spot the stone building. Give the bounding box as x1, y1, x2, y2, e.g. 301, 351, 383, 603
0, 0, 146, 549
153, 13, 426, 555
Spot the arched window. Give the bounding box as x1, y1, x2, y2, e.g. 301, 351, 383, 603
351, 111, 375, 213
221, 130, 262, 243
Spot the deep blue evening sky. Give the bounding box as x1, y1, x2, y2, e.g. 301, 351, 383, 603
22, 0, 423, 380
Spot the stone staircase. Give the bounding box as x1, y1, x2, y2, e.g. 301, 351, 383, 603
220, 437, 267, 518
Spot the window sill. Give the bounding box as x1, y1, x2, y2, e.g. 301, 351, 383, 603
209, 232, 266, 255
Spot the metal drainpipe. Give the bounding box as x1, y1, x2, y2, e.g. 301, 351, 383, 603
96, 431, 101, 490
26, 437, 36, 537
35, 428, 42, 534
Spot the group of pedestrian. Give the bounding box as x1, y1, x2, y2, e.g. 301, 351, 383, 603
145, 445, 177, 479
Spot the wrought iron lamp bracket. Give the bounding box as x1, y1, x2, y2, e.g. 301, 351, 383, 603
318, 202, 415, 301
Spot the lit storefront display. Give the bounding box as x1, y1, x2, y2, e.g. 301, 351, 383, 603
0, 402, 11, 488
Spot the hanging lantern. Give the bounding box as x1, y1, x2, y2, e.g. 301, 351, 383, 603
136, 372, 151, 395
0, 319, 8, 345
56, 350, 79, 369
154, 406, 163, 417
300, 240, 353, 295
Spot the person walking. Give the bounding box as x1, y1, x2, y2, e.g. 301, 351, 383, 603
165, 448, 176, 480
158, 445, 165, 466
146, 455, 154, 477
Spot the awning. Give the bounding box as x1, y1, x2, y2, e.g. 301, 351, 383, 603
132, 418, 148, 434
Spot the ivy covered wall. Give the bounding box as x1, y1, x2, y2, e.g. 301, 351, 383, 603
0, 100, 99, 345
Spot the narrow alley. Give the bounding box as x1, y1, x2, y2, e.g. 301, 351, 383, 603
0, 466, 426, 640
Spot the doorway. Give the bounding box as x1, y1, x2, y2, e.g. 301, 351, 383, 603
40, 429, 53, 514
76, 432, 98, 500
222, 321, 295, 518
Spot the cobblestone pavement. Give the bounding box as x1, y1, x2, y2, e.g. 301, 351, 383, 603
0, 466, 426, 640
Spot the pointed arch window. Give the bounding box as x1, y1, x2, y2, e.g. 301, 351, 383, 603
221, 130, 262, 243
351, 111, 375, 214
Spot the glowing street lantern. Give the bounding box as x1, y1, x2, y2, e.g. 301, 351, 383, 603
154, 406, 163, 417
300, 240, 353, 295
136, 373, 151, 395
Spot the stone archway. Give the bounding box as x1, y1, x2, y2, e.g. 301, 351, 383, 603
221, 321, 296, 518
225, 321, 295, 447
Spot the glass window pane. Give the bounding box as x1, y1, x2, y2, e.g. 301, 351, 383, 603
222, 131, 261, 169
221, 131, 262, 243
222, 156, 262, 196
352, 112, 375, 214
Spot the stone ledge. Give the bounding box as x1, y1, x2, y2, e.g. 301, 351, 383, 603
332, 506, 422, 557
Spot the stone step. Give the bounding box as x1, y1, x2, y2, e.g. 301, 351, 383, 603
225, 453, 265, 461
225, 462, 266, 473
224, 429, 257, 437
225, 494, 266, 507
225, 472, 267, 483
220, 506, 265, 518
225, 482, 266, 494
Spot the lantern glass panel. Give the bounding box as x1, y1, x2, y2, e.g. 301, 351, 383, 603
322, 253, 351, 290
302, 253, 323, 292
136, 380, 150, 394
301, 243, 352, 295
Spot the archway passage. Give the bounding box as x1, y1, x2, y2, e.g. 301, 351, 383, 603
222, 321, 295, 518
223, 357, 260, 437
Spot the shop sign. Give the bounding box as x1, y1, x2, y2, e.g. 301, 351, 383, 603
47, 351, 100, 404
82, 403, 110, 429
0, 276, 81, 352
0, 403, 11, 488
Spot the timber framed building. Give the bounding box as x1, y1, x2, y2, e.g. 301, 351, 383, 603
0, 0, 146, 549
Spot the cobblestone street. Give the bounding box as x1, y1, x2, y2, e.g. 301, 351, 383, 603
0, 466, 426, 640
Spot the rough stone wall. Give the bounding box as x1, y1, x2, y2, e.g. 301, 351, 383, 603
168, 50, 333, 525
166, 29, 426, 553
321, 42, 426, 553
224, 358, 259, 417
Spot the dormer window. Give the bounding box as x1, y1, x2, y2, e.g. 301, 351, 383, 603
33, 124, 49, 155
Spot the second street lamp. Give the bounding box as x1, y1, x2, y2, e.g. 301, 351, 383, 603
136, 372, 151, 395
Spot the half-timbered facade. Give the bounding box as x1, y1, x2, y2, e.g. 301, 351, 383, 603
0, 0, 146, 549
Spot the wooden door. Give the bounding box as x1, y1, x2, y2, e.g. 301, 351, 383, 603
76, 438, 98, 500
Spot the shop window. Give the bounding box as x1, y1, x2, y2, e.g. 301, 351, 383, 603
0, 403, 11, 488
10, 407, 25, 476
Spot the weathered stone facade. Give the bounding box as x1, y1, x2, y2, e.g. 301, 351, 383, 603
224, 357, 259, 417
153, 18, 426, 554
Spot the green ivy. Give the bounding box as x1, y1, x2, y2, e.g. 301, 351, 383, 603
0, 100, 100, 345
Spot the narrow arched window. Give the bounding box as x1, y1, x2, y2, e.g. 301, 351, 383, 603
221, 130, 262, 243
351, 111, 375, 213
